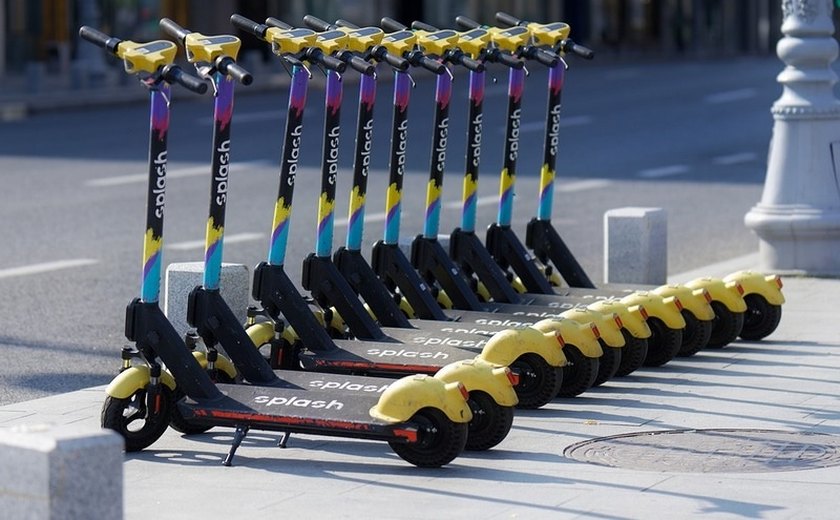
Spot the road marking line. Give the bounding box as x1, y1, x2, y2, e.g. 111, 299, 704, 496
638, 165, 690, 178
335, 211, 389, 227
713, 152, 758, 165
0, 259, 99, 280
704, 88, 756, 104
501, 116, 593, 134
167, 233, 264, 251
86, 161, 269, 187
557, 179, 613, 192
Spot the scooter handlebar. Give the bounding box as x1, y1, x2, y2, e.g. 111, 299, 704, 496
380, 17, 407, 32
302, 14, 332, 32
347, 53, 376, 75
454, 16, 480, 30
309, 50, 347, 72
494, 12, 522, 28
455, 53, 484, 72
376, 48, 410, 71
335, 19, 360, 29
411, 20, 438, 32
413, 53, 446, 74
533, 47, 559, 67
79, 26, 121, 55
159, 17, 190, 43
264, 17, 293, 30
161, 64, 209, 94
563, 39, 595, 60
493, 50, 524, 69
217, 56, 253, 85
230, 14, 267, 38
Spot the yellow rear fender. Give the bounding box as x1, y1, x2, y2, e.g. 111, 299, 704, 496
531, 318, 604, 358
436, 289, 454, 310
398, 297, 417, 319
510, 276, 528, 294
558, 308, 625, 348
326, 307, 348, 335
475, 281, 491, 302
586, 299, 652, 339
723, 271, 785, 305
685, 278, 748, 313
105, 365, 177, 399
653, 285, 715, 321
620, 291, 686, 329
247, 321, 276, 347
477, 327, 567, 368
435, 359, 518, 407
369, 374, 473, 424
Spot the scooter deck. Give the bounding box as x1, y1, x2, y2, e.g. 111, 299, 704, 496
181, 383, 408, 441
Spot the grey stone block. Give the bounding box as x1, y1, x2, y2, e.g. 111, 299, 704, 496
164, 262, 250, 339
0, 423, 123, 520
604, 207, 667, 285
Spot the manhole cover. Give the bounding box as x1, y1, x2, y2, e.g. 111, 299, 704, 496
564, 429, 840, 473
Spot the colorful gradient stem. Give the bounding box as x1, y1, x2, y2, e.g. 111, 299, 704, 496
497, 66, 525, 228
423, 70, 452, 239
346, 72, 376, 251
316, 69, 342, 258
384, 70, 411, 245
537, 62, 565, 221
461, 69, 485, 233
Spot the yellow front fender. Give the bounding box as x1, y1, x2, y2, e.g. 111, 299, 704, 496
531, 318, 604, 358
191, 351, 237, 380
587, 299, 652, 339
723, 271, 785, 305
653, 285, 715, 321
435, 359, 518, 407
397, 296, 417, 319
105, 366, 177, 399
620, 291, 686, 329
475, 281, 491, 302
477, 327, 567, 368
247, 321, 275, 347
685, 278, 748, 313
436, 289, 454, 310
557, 308, 625, 348
369, 374, 473, 424
510, 276, 528, 294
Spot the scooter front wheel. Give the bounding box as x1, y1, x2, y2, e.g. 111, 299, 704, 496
615, 332, 648, 377
556, 345, 599, 398
464, 391, 514, 451
511, 353, 563, 409
592, 342, 621, 387
102, 386, 173, 451
739, 294, 782, 341
677, 310, 713, 357
389, 408, 468, 468
707, 301, 745, 348
643, 318, 682, 367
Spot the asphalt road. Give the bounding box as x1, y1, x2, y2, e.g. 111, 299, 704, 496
0, 54, 786, 405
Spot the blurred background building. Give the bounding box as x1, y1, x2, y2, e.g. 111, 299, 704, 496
0, 0, 834, 96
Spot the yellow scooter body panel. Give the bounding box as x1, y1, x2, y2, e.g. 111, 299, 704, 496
369, 375, 473, 424
723, 271, 785, 305
531, 318, 604, 358
587, 299, 652, 339
264, 27, 318, 56
653, 284, 715, 321
559, 308, 625, 348
524, 21, 571, 47
116, 40, 177, 74
105, 365, 176, 399
685, 278, 748, 313
620, 291, 686, 329
183, 33, 241, 63
477, 327, 567, 368
435, 359, 518, 407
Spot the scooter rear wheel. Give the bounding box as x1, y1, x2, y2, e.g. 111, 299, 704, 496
389, 408, 468, 467
511, 353, 563, 409
556, 345, 599, 398
592, 342, 621, 387
102, 386, 173, 452
707, 301, 745, 348
643, 318, 682, 367
464, 391, 514, 451
677, 311, 713, 357
739, 294, 782, 341
615, 332, 648, 377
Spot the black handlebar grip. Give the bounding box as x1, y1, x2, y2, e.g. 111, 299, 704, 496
454, 16, 480, 30
411, 21, 438, 32
230, 14, 267, 38
218, 57, 254, 85
310, 50, 347, 73
458, 54, 485, 72
303, 14, 332, 31
564, 39, 595, 60
534, 47, 559, 67
380, 17, 407, 32
335, 19, 360, 29
494, 12, 522, 27
159, 18, 190, 43
162, 65, 209, 94
495, 51, 524, 69
348, 54, 376, 75
265, 17, 293, 30
420, 55, 446, 74
379, 49, 409, 71
79, 26, 121, 55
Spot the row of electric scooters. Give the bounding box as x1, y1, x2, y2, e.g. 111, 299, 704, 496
81, 12, 785, 468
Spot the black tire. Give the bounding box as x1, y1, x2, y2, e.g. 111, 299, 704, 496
464, 391, 514, 451
511, 353, 564, 409
389, 408, 468, 467
677, 310, 713, 357
739, 294, 782, 341
707, 301, 745, 348
556, 345, 599, 398
169, 372, 236, 435
615, 331, 648, 377
643, 318, 683, 367
592, 342, 621, 387
102, 386, 173, 452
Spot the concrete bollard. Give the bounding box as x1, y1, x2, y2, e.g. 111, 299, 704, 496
164, 262, 250, 339
604, 207, 667, 285
0, 423, 123, 520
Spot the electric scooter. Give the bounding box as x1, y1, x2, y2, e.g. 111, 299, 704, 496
492, 12, 785, 347
85, 24, 473, 468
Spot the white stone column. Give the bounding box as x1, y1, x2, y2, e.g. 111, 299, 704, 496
745, 0, 840, 276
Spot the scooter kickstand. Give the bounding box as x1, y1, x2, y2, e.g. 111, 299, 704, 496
278, 431, 292, 448
223, 425, 250, 466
